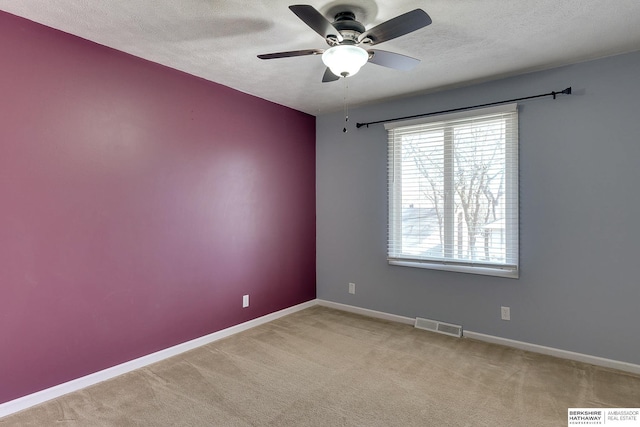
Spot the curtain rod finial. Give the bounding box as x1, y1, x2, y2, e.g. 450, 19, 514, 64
554, 87, 572, 99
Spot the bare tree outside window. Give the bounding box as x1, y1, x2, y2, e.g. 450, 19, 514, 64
452, 121, 506, 261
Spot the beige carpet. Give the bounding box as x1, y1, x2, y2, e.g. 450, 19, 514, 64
2, 306, 639, 426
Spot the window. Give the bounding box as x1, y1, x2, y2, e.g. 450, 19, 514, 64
386, 104, 518, 278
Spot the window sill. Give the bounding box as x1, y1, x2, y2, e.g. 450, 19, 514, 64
388, 259, 519, 279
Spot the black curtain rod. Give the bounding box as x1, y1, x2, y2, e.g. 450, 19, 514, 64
355, 87, 572, 129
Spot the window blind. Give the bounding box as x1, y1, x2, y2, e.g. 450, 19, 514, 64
386, 104, 519, 278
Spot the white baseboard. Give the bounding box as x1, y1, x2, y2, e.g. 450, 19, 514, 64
316, 300, 640, 376
3, 298, 639, 419
463, 330, 640, 375
316, 299, 415, 325
0, 300, 316, 419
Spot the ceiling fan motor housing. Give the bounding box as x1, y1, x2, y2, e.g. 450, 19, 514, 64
327, 11, 365, 45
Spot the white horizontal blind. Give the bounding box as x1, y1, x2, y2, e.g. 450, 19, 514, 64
386, 104, 518, 277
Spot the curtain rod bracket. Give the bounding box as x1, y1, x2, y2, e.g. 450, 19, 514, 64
553, 87, 572, 99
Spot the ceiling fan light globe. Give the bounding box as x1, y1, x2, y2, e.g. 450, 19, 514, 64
322, 45, 369, 78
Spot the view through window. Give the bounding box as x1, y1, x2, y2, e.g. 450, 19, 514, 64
386, 104, 519, 278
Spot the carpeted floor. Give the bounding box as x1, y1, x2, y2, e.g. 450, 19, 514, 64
2, 306, 639, 426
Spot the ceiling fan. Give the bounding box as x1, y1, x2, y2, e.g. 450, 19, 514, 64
257, 4, 432, 82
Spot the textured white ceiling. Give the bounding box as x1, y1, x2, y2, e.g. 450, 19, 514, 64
2, 0, 640, 115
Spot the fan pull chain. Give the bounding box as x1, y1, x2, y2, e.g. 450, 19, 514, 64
343, 77, 349, 133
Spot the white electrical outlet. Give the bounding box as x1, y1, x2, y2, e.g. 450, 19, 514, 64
501, 306, 510, 321
348, 282, 356, 294
243, 294, 249, 308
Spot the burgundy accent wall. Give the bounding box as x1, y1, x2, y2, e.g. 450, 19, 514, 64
0, 11, 315, 404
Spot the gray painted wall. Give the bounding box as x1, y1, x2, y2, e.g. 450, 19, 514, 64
316, 51, 640, 365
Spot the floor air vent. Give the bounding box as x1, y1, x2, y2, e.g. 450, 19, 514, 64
414, 317, 462, 338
